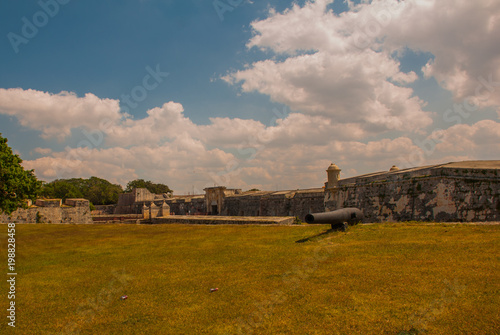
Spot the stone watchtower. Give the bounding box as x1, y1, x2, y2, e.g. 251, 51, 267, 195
324, 163, 341, 212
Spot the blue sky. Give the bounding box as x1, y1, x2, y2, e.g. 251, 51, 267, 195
1, 0, 499, 193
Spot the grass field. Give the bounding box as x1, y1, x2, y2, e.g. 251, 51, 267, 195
1, 222, 499, 334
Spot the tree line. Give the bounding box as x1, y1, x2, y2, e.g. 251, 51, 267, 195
1, 133, 172, 214
40, 178, 173, 206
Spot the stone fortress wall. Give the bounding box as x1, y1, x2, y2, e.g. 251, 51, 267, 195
114, 186, 324, 221
327, 161, 500, 222
2, 160, 497, 224
0, 198, 93, 224
117, 160, 500, 223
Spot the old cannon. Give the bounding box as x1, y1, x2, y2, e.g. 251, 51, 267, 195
305, 208, 364, 231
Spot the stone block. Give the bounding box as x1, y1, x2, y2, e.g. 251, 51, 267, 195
35, 199, 62, 207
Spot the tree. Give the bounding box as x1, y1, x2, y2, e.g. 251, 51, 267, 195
85, 177, 123, 205
0, 134, 42, 214
41, 180, 84, 200
41, 177, 123, 205
125, 179, 173, 195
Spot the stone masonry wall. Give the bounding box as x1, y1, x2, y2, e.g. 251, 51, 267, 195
111, 161, 499, 223
222, 189, 324, 220
167, 197, 205, 215
0, 198, 93, 224
333, 166, 499, 222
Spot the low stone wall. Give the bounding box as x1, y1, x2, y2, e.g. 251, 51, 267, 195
92, 214, 143, 223
150, 215, 295, 225
0, 198, 93, 224
92, 204, 116, 215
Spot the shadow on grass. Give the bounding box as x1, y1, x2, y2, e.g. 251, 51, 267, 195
397, 328, 421, 335
295, 228, 339, 243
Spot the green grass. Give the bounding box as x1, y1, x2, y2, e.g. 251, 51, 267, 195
1, 223, 499, 334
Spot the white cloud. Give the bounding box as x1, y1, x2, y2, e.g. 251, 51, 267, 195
11, 86, 421, 191
198, 117, 266, 148
224, 51, 428, 132
383, 0, 500, 106
9, 1, 500, 193
224, 0, 432, 133
395, 120, 500, 169
433, 120, 500, 156
225, 0, 500, 131
23, 139, 236, 190
33, 147, 52, 155
216, 133, 421, 190
105, 102, 199, 147
0, 88, 122, 140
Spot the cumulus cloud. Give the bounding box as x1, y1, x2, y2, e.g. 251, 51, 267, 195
433, 120, 500, 157
8, 1, 500, 192
198, 117, 266, 148
395, 120, 500, 169
23, 139, 236, 190
0, 88, 122, 140
223, 1, 432, 133
18, 97, 499, 192
224, 0, 500, 130
227, 135, 423, 190
105, 102, 199, 147
383, 0, 500, 106
10, 86, 419, 190
224, 52, 427, 133
33, 147, 52, 155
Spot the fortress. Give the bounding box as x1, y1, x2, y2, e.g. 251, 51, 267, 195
2, 160, 499, 224
113, 160, 500, 223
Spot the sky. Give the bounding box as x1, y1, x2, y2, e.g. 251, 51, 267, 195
0, 0, 499, 194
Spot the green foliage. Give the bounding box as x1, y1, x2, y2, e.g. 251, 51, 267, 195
41, 177, 123, 205
85, 176, 123, 205
41, 180, 84, 200
247, 188, 261, 192
125, 179, 172, 194
0, 134, 42, 214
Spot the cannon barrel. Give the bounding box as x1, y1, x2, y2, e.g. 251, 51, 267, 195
305, 208, 364, 225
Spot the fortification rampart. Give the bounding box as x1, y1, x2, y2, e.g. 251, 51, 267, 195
222, 189, 324, 219
0, 198, 93, 224
327, 162, 499, 222
114, 160, 499, 223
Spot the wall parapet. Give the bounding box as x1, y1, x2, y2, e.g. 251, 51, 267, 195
327, 161, 500, 222
0, 198, 92, 224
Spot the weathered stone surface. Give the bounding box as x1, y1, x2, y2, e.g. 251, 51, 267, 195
35, 199, 62, 207
113, 160, 499, 223
1, 198, 92, 224
328, 161, 499, 222
92, 204, 116, 215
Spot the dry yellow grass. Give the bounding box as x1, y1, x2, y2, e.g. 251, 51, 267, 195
0, 222, 499, 334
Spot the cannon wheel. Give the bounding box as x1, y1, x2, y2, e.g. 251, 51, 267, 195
331, 222, 348, 232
